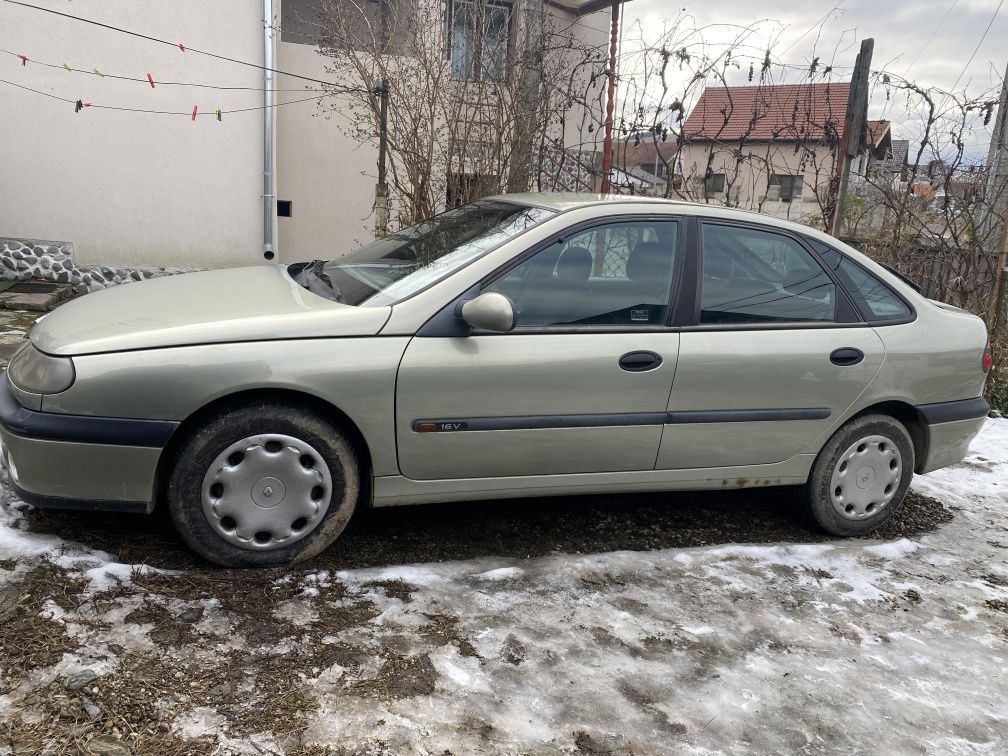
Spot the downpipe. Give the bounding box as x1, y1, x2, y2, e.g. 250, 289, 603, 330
263, 0, 276, 260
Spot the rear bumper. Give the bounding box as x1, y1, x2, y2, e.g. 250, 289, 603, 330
916, 397, 990, 474
0, 374, 175, 512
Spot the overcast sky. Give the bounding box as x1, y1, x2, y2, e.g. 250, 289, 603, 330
619, 0, 1007, 159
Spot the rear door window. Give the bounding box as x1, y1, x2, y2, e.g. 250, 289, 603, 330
700, 223, 836, 324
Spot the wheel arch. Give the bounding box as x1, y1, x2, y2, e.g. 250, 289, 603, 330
851, 399, 927, 473
151, 388, 374, 512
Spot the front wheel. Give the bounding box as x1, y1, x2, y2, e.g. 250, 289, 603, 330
805, 413, 914, 537
167, 402, 360, 567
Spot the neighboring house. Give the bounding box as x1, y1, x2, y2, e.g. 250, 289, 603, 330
931, 174, 987, 207
608, 165, 665, 194
0, 0, 608, 270
871, 138, 910, 190
677, 82, 854, 224
615, 135, 680, 183
849, 119, 891, 186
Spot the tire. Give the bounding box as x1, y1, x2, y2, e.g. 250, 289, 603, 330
804, 413, 914, 537
167, 401, 360, 567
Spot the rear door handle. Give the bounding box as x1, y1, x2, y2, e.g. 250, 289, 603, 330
619, 351, 663, 372
830, 347, 864, 366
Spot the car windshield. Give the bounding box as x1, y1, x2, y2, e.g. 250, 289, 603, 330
289, 200, 555, 307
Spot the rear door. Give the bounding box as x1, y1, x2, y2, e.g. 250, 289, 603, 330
395, 216, 686, 480
656, 220, 884, 469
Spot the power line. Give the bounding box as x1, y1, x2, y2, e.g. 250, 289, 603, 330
0, 77, 324, 116
0, 0, 341, 88
1, 49, 325, 91
903, 0, 958, 77
948, 0, 1003, 93
779, 2, 844, 56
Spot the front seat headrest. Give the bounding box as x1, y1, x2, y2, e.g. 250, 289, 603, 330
627, 241, 672, 282
555, 246, 593, 282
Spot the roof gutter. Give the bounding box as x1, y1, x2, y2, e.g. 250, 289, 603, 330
262, 0, 276, 260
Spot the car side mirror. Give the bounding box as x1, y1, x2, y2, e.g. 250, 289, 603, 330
459, 292, 517, 333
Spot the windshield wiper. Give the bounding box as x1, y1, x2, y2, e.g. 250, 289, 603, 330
288, 260, 345, 303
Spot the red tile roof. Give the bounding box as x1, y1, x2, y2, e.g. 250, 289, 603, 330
865, 119, 890, 149
616, 137, 679, 168
682, 83, 851, 143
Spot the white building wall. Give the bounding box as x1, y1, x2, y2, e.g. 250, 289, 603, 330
0, 0, 266, 267
275, 18, 375, 260
0, 1, 610, 269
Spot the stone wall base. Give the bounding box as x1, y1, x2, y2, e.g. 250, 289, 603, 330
1, 239, 195, 291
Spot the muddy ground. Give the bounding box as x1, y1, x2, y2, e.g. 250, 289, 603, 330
2, 461, 1005, 755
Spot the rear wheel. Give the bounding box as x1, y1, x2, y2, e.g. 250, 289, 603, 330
805, 413, 914, 536
167, 402, 359, 567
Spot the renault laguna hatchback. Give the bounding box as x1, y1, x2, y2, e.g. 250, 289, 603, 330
0, 194, 991, 566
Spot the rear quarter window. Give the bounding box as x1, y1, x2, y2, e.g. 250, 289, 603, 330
809, 241, 913, 323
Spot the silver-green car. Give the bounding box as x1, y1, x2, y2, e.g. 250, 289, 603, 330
0, 195, 992, 566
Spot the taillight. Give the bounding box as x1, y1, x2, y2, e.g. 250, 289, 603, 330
982, 340, 992, 372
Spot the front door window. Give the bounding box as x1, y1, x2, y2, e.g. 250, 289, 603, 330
485, 220, 680, 327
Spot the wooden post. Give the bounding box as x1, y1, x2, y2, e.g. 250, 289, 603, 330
828, 38, 873, 236
985, 63, 1008, 330
991, 206, 1008, 340
599, 0, 620, 195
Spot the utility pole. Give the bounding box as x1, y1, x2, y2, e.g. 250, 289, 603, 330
984, 62, 1008, 336
599, 0, 620, 195
374, 78, 390, 239
828, 38, 874, 237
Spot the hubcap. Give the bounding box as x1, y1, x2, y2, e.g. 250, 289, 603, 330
829, 434, 902, 520
201, 433, 332, 551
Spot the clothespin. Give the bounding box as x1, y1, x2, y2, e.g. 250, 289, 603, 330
178, 42, 186, 52
191, 104, 198, 121
215, 105, 221, 122
147, 72, 155, 88
17, 54, 27, 66
62, 62, 71, 72
74, 99, 91, 112
92, 68, 104, 77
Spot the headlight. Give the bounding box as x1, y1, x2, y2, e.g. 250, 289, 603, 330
7, 342, 75, 394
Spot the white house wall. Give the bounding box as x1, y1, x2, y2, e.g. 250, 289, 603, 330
0, 1, 611, 269
0, 0, 265, 267
275, 18, 375, 261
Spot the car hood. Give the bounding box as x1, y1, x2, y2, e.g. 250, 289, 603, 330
31, 266, 392, 356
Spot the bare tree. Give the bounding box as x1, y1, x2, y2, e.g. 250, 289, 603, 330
312, 0, 605, 228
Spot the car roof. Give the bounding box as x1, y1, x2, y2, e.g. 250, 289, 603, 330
488, 192, 691, 212
489, 192, 822, 238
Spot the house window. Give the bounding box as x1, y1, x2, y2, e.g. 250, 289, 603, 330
449, 0, 511, 81
769, 174, 804, 202
283, 0, 407, 52
695, 173, 725, 196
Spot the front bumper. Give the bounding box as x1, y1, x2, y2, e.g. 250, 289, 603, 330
0, 373, 177, 512
917, 397, 990, 474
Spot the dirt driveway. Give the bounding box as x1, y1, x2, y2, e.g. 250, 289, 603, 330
0, 420, 1006, 755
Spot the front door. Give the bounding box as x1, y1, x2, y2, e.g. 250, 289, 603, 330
396, 217, 684, 480
656, 220, 884, 469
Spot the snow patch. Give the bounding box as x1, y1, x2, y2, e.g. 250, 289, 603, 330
474, 566, 525, 581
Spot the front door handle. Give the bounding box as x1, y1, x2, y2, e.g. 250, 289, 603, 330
830, 347, 864, 366
619, 351, 663, 372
